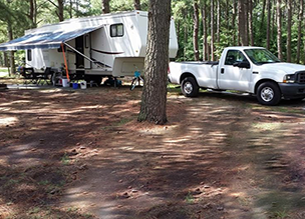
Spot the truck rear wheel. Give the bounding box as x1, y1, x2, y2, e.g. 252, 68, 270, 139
257, 81, 281, 105
181, 77, 199, 97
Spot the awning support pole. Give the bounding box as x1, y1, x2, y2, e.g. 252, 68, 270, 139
61, 43, 70, 81
63, 42, 104, 68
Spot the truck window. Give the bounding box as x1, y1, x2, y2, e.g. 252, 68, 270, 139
110, 24, 124, 37
225, 50, 246, 65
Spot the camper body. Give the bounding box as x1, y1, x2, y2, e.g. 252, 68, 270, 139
3, 11, 178, 83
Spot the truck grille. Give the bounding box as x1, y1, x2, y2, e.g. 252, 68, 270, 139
296, 71, 305, 83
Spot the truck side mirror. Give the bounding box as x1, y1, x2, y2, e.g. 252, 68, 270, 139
233, 61, 250, 69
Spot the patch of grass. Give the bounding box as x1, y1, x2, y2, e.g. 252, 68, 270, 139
167, 83, 181, 94
61, 153, 70, 165
115, 117, 133, 126
5, 179, 19, 187
269, 209, 289, 218
38, 180, 50, 186
273, 106, 305, 115
185, 192, 195, 204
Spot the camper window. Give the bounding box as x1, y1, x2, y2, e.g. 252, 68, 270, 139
27, 50, 32, 61
110, 24, 124, 37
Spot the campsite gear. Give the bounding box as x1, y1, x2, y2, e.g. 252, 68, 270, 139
62, 79, 69, 87
73, 83, 79, 89
80, 81, 87, 89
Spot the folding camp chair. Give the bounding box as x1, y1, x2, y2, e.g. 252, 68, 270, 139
22, 68, 38, 85
37, 67, 52, 85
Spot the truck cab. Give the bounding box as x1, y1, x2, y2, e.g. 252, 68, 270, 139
169, 46, 305, 105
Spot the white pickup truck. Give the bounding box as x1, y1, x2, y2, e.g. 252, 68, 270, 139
169, 46, 305, 105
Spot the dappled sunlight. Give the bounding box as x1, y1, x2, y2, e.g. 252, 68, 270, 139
0, 116, 18, 127
1, 87, 305, 218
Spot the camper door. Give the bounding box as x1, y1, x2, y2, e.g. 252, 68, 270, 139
75, 34, 91, 69
84, 34, 91, 69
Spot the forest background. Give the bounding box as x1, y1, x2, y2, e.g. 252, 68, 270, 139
0, 0, 303, 71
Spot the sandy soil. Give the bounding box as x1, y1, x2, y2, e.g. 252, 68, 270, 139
1, 82, 305, 219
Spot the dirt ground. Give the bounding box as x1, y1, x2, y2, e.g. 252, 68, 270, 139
1, 78, 305, 219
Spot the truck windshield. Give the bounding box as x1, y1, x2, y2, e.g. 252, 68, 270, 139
244, 49, 281, 65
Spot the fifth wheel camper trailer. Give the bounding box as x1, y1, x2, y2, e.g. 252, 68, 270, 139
0, 10, 178, 84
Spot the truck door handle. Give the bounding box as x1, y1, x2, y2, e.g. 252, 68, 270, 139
221, 68, 225, 74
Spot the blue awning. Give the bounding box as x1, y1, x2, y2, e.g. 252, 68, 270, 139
0, 26, 102, 51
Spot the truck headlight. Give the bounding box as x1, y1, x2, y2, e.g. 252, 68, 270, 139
283, 74, 295, 83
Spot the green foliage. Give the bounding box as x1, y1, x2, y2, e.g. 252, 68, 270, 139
1, 0, 305, 66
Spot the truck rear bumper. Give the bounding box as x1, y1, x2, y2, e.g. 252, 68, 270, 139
278, 83, 305, 99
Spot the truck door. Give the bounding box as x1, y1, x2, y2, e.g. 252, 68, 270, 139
218, 49, 252, 92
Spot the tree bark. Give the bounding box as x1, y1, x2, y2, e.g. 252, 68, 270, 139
216, 0, 220, 43
286, 0, 292, 62
102, 0, 110, 14
57, 0, 64, 21
232, 0, 237, 45
138, 0, 171, 124
277, 0, 283, 60
244, 0, 249, 45
6, 0, 14, 76
238, 0, 247, 46
193, 0, 200, 61
226, 0, 230, 29
201, 2, 208, 61
210, 0, 215, 61
296, 0, 303, 63
266, 0, 271, 49
248, 0, 254, 45
261, 0, 266, 30
134, 0, 141, 10
29, 0, 37, 28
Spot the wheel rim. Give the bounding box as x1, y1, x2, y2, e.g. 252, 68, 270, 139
184, 82, 193, 94
261, 87, 274, 102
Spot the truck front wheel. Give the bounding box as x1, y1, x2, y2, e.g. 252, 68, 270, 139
257, 82, 281, 105
181, 77, 199, 97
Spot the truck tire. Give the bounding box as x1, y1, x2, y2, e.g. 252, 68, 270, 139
181, 77, 199, 97
257, 81, 281, 105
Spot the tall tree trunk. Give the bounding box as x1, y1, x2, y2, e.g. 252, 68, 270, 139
216, 0, 220, 43
232, 0, 237, 45
29, 0, 37, 28
271, 0, 276, 41
193, 0, 199, 61
138, 0, 171, 124
210, 0, 215, 61
6, 0, 14, 76
277, 0, 283, 60
134, 0, 141, 10
7, 24, 14, 76
266, 0, 271, 49
286, 0, 292, 62
238, 0, 247, 46
69, 0, 73, 18
248, 0, 254, 45
226, 0, 230, 29
102, 0, 110, 14
244, 0, 249, 45
296, 0, 303, 63
183, 11, 188, 61
57, 0, 64, 21
261, 0, 266, 30
202, 3, 208, 61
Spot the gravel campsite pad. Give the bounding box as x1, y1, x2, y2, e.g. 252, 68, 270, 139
1, 83, 305, 219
